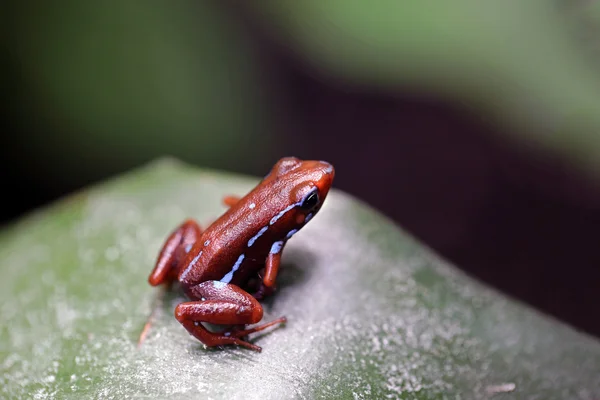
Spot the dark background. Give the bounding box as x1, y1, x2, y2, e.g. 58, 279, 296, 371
3, 2, 600, 338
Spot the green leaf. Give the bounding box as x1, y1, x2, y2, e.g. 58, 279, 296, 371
1, 159, 599, 399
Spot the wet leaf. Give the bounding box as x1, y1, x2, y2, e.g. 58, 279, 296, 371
1, 159, 599, 399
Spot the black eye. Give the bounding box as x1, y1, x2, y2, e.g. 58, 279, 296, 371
300, 189, 319, 210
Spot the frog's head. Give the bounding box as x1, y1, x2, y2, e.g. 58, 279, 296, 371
268, 157, 335, 228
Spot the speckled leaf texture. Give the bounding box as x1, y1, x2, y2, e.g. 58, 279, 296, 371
1, 159, 599, 400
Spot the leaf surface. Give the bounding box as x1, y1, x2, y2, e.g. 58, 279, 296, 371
1, 159, 599, 399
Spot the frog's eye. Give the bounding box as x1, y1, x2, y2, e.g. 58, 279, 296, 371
300, 189, 319, 211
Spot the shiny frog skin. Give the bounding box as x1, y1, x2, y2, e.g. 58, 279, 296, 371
145, 157, 335, 351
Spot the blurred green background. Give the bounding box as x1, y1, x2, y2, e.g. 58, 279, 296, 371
3, 1, 600, 336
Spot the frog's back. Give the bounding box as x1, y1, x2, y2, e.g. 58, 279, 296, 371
179, 181, 290, 287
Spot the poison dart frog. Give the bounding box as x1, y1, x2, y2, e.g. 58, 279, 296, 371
144, 157, 334, 352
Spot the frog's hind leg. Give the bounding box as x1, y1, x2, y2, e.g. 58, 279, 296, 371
148, 219, 202, 286
139, 219, 202, 347
175, 281, 287, 352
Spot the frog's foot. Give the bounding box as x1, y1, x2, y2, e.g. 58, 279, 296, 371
251, 282, 276, 301
222, 195, 241, 208
175, 281, 286, 352
227, 317, 287, 339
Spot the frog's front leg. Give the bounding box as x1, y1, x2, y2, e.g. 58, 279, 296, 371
148, 219, 202, 286
175, 281, 287, 352
253, 243, 284, 300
